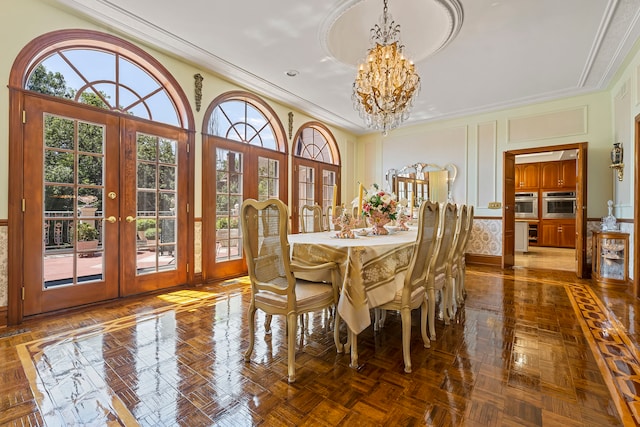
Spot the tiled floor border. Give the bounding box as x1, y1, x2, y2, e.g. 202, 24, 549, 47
565, 282, 638, 426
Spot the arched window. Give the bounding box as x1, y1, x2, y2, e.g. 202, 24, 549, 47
292, 122, 341, 233
201, 91, 287, 282
207, 99, 282, 150
26, 49, 180, 127
295, 126, 339, 164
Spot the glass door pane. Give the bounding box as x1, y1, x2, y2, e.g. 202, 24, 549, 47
322, 170, 336, 228
43, 115, 106, 288
298, 165, 315, 232
136, 134, 178, 274
258, 157, 279, 200
216, 148, 243, 262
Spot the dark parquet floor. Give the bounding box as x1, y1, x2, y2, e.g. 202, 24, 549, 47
1, 265, 639, 426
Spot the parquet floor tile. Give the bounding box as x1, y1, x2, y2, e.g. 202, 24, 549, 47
1, 266, 639, 425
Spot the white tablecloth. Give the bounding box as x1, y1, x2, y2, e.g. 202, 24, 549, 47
289, 228, 417, 334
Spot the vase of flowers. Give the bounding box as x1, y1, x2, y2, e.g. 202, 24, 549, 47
362, 184, 398, 235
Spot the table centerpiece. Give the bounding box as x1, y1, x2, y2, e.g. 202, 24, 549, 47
332, 211, 356, 239
361, 184, 398, 235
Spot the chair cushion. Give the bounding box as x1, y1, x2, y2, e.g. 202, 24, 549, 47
255, 280, 334, 312
379, 272, 425, 309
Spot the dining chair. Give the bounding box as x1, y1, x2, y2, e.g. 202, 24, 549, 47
455, 205, 474, 304
241, 198, 342, 383
301, 204, 324, 233
445, 204, 468, 317
425, 202, 458, 341
375, 200, 441, 373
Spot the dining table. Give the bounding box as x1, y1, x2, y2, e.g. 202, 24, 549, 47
288, 226, 418, 367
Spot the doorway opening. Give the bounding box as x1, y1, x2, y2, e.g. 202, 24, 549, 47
505, 143, 587, 277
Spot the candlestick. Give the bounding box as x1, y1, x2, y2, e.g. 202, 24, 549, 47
332, 184, 338, 211
358, 183, 364, 218
410, 192, 415, 219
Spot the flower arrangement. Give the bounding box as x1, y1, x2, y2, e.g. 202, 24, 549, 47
362, 184, 398, 221
360, 184, 398, 235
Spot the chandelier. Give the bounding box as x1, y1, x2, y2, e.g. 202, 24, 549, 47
352, 0, 421, 135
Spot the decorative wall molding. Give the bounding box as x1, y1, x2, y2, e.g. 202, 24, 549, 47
476, 121, 497, 208
507, 106, 588, 143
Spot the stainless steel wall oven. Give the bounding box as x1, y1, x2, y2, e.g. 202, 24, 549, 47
542, 191, 576, 219
515, 192, 538, 219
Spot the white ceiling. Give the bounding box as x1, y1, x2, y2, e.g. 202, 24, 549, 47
55, 0, 640, 135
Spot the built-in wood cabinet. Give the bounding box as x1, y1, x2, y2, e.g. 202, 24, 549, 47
515, 159, 577, 249
540, 220, 575, 248
540, 160, 576, 190
592, 231, 629, 288
515, 163, 540, 189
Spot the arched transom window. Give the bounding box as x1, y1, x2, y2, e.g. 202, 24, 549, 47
25, 47, 182, 127
295, 125, 339, 165
207, 97, 285, 151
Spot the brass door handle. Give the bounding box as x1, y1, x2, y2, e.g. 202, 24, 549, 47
106, 216, 117, 223
126, 216, 137, 223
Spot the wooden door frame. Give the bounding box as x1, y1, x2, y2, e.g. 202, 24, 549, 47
634, 114, 639, 297
504, 142, 588, 277
502, 152, 516, 268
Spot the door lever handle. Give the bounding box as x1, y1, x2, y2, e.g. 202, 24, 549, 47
106, 216, 117, 223
126, 216, 137, 223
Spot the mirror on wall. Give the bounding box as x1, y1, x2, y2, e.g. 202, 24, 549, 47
386, 162, 457, 206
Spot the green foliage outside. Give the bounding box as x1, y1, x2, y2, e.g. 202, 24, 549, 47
76, 222, 99, 241
32, 64, 109, 214
137, 218, 156, 232
145, 227, 160, 240
216, 217, 239, 230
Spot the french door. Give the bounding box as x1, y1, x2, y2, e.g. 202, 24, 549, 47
120, 118, 188, 296
292, 157, 340, 233
202, 137, 286, 282
22, 94, 188, 316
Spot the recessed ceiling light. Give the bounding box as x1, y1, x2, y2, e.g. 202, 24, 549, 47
285, 70, 299, 77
